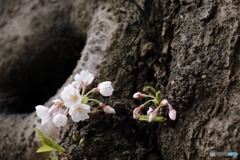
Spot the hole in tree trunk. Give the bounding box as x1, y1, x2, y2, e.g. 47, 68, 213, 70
1, 29, 85, 113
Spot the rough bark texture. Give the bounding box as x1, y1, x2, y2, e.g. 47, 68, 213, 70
0, 0, 239, 160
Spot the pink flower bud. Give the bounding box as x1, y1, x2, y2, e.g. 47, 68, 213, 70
101, 105, 116, 114
160, 99, 169, 106
48, 99, 64, 115
168, 104, 176, 120
147, 107, 154, 115
133, 106, 144, 119
149, 108, 159, 122
133, 92, 146, 99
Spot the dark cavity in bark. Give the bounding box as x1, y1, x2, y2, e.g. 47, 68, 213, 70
1, 29, 85, 113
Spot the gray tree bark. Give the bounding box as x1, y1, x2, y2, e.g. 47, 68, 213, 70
0, 0, 239, 160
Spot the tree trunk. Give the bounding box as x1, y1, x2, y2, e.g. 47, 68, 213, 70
0, 0, 239, 160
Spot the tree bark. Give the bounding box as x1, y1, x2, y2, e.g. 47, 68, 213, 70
0, 0, 239, 160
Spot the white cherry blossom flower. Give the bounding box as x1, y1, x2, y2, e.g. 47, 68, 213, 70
168, 104, 176, 120
35, 105, 51, 125
48, 99, 64, 115
69, 103, 91, 122
53, 114, 68, 127
61, 85, 82, 108
74, 70, 94, 88
97, 81, 114, 96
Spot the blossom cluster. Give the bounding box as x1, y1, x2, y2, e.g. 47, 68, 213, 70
133, 86, 176, 122
36, 70, 115, 127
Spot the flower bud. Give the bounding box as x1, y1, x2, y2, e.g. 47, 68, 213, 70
147, 107, 154, 115
101, 104, 116, 114
133, 92, 146, 99
149, 108, 159, 122
160, 99, 169, 106
53, 114, 68, 127
97, 81, 114, 96
168, 104, 176, 120
133, 106, 144, 119
48, 99, 64, 115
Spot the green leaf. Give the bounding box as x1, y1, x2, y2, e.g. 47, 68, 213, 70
138, 115, 150, 121
143, 86, 156, 92
152, 116, 167, 122
136, 114, 167, 122
79, 137, 85, 146
36, 145, 56, 153
155, 91, 162, 103
72, 135, 78, 141
35, 128, 66, 153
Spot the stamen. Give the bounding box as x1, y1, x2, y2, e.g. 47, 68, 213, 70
70, 94, 78, 101
77, 107, 83, 113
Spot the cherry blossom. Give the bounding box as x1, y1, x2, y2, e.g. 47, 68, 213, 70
74, 70, 94, 88
35, 105, 51, 125
69, 103, 91, 122
48, 99, 64, 115
61, 85, 82, 108
96, 81, 114, 96
53, 114, 68, 127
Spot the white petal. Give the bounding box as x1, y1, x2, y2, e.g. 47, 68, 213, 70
52, 99, 62, 103
70, 111, 80, 122
41, 118, 50, 125
80, 112, 90, 120
98, 81, 114, 96
35, 105, 51, 125
169, 109, 176, 120
53, 114, 67, 127
75, 70, 94, 86
36, 105, 49, 119
81, 104, 91, 113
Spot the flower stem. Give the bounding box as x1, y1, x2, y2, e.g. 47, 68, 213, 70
142, 99, 155, 107
144, 95, 155, 99
84, 89, 95, 98
81, 87, 86, 97
63, 107, 69, 115
88, 98, 102, 105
